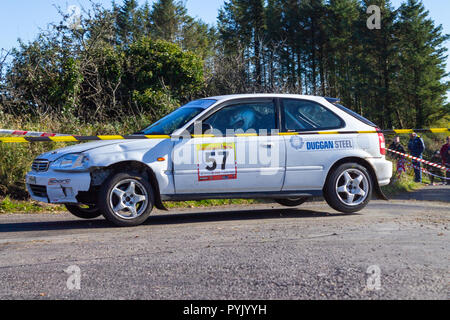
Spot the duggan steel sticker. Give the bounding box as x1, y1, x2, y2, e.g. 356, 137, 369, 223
290, 136, 354, 151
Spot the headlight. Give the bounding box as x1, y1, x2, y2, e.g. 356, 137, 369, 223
50, 153, 89, 171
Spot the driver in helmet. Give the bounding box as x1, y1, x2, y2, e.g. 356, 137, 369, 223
229, 108, 256, 131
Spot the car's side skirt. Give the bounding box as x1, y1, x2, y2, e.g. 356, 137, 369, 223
161, 190, 323, 202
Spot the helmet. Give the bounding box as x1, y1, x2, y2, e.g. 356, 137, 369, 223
229, 108, 256, 131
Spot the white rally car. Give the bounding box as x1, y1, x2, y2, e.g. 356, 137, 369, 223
26, 94, 392, 227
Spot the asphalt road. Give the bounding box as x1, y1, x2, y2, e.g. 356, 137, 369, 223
0, 186, 448, 300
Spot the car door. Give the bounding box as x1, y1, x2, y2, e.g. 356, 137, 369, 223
173, 99, 286, 194
280, 98, 348, 191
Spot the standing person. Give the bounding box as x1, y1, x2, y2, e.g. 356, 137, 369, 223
440, 136, 450, 185
389, 136, 406, 180
408, 133, 425, 183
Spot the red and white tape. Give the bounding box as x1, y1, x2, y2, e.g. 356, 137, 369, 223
405, 160, 450, 181
387, 149, 449, 172
0, 129, 66, 137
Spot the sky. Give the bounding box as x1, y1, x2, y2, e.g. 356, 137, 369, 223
0, 0, 449, 75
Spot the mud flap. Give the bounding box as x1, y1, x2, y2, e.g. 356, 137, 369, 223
155, 198, 168, 211
374, 183, 389, 201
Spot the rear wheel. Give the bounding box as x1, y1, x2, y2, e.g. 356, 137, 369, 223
324, 163, 372, 213
65, 204, 102, 220
275, 197, 309, 207
98, 172, 154, 227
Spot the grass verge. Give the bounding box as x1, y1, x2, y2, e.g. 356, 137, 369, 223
0, 196, 65, 214
381, 167, 428, 197
0, 197, 262, 214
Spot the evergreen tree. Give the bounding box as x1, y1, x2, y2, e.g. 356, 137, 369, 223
114, 0, 141, 46
150, 0, 187, 42
396, 0, 449, 128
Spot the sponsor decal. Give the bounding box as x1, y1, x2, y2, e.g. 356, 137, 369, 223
291, 138, 354, 151
290, 136, 305, 150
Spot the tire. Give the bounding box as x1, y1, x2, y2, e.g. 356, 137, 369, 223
98, 172, 154, 227
275, 197, 309, 207
65, 204, 102, 220
323, 163, 373, 214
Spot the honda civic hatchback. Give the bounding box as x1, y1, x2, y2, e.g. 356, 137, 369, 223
26, 94, 392, 227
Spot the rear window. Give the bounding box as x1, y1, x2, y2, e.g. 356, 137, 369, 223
334, 104, 377, 127
281, 99, 344, 132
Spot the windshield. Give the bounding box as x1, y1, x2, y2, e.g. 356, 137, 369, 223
138, 99, 216, 135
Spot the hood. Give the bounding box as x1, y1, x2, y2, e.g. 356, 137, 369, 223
37, 139, 149, 162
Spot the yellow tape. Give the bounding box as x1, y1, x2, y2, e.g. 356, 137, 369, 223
429, 128, 449, 133
145, 135, 171, 139
0, 128, 448, 144
97, 135, 125, 140
0, 137, 29, 143
393, 129, 414, 134
49, 136, 79, 142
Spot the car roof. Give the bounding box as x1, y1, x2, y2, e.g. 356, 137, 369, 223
206, 94, 328, 104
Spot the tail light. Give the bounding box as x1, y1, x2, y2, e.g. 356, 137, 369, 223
376, 128, 386, 155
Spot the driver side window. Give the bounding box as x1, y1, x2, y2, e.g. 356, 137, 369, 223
204, 102, 276, 135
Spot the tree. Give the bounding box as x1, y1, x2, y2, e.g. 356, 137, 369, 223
150, 0, 186, 42
114, 0, 141, 46
396, 0, 449, 128
218, 0, 267, 90
125, 37, 205, 116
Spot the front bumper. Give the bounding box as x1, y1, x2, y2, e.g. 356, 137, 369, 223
26, 170, 91, 204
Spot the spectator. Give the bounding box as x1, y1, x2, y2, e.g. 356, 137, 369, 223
440, 136, 450, 185
429, 151, 442, 185
408, 133, 425, 183
389, 136, 406, 180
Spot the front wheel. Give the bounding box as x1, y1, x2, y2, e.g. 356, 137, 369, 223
65, 204, 102, 220
98, 172, 154, 227
324, 163, 373, 213
275, 197, 309, 207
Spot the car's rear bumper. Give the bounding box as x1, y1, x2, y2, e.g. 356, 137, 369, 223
26, 170, 91, 204
367, 157, 393, 186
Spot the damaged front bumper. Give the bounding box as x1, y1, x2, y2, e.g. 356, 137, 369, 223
26, 170, 91, 204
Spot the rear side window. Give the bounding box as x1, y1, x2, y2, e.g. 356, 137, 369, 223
281, 99, 344, 132
334, 103, 377, 127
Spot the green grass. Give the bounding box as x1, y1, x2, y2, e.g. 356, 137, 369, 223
0, 196, 65, 214
381, 158, 430, 196
381, 176, 422, 196
164, 199, 262, 209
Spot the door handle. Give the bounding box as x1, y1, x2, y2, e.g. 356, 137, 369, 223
261, 143, 273, 149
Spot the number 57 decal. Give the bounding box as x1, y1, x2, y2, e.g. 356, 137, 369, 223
197, 143, 237, 182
